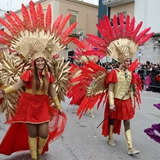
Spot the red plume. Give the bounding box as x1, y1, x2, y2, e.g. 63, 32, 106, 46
131, 21, 142, 39
125, 15, 130, 37
127, 17, 135, 37
37, 3, 44, 30
45, 4, 52, 31
73, 38, 86, 50
129, 58, 140, 72
29, 0, 38, 31
119, 13, 124, 37
135, 27, 151, 43
0, 18, 15, 35
0, 38, 10, 45
57, 13, 71, 36
9, 11, 25, 31
5, 13, 20, 35
21, 4, 32, 31
61, 22, 77, 40
0, 30, 13, 39
52, 14, 63, 33
60, 37, 73, 45
113, 15, 119, 38
86, 39, 106, 52
104, 15, 115, 41
96, 23, 109, 44
138, 32, 154, 45
87, 34, 106, 46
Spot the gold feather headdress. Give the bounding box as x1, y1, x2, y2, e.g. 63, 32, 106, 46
0, 0, 77, 119
0, 0, 77, 62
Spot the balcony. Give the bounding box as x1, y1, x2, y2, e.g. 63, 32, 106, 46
69, 28, 84, 38
102, 0, 134, 7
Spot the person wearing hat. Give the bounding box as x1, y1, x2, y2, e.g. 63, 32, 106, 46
0, 1, 76, 160
72, 13, 153, 155
102, 44, 140, 155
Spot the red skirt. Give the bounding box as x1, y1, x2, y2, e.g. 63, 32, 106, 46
109, 98, 134, 120
0, 93, 67, 155
13, 93, 51, 123
102, 98, 135, 136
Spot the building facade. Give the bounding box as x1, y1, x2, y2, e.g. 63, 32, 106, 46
0, 0, 98, 60
100, 0, 160, 64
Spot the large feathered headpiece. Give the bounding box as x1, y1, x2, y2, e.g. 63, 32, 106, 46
0, 0, 77, 62
0, 0, 77, 119
74, 13, 154, 63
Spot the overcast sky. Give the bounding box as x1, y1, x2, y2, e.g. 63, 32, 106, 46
0, 0, 98, 11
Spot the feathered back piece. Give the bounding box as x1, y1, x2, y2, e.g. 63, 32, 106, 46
75, 13, 154, 63
0, 0, 77, 61
72, 39, 99, 63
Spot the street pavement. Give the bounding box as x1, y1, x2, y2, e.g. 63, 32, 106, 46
0, 90, 160, 160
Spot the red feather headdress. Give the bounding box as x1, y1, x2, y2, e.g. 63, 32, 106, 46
74, 13, 153, 63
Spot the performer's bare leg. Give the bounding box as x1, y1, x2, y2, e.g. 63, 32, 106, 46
26, 123, 49, 160
37, 122, 49, 160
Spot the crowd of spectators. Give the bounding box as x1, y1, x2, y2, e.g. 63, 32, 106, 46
66, 58, 160, 93
98, 60, 160, 92
137, 61, 160, 92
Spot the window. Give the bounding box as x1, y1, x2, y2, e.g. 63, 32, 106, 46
68, 10, 78, 34
117, 12, 127, 25
117, 12, 126, 18
69, 14, 77, 34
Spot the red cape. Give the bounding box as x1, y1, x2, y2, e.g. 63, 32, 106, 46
0, 108, 67, 155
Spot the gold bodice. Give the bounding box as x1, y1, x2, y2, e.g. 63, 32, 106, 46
114, 69, 132, 100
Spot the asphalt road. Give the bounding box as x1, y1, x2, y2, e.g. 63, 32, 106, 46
0, 90, 159, 160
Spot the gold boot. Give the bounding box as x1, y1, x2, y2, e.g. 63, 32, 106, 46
89, 108, 95, 118
125, 129, 140, 155
37, 136, 48, 160
28, 137, 37, 160
108, 125, 115, 146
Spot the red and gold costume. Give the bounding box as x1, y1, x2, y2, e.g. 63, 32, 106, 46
14, 70, 54, 124
68, 13, 153, 155
0, 69, 67, 155
102, 69, 135, 136
0, 0, 77, 158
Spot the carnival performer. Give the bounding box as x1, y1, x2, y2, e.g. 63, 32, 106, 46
70, 13, 153, 155
67, 42, 99, 118
0, 1, 77, 160
102, 50, 140, 155
0, 56, 63, 160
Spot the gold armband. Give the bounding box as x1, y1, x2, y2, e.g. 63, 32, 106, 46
3, 86, 15, 95
52, 96, 62, 110
108, 91, 114, 106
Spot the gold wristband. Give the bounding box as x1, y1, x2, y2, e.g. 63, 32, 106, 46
108, 91, 114, 106
3, 86, 15, 95
52, 96, 62, 110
